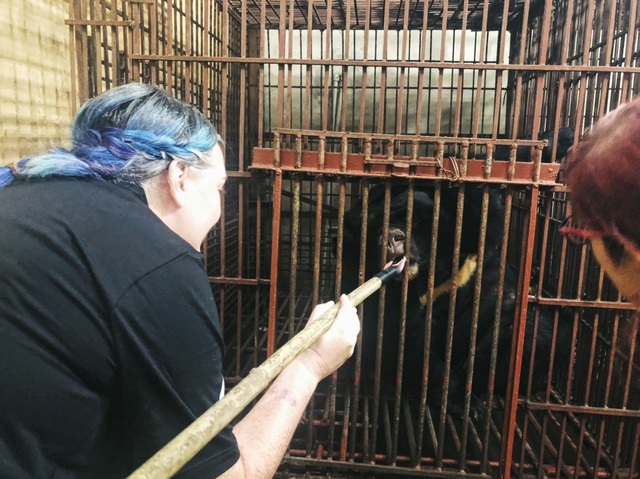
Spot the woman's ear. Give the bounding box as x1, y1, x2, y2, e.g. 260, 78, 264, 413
166, 160, 190, 207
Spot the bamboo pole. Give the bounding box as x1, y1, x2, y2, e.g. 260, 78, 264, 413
128, 258, 406, 479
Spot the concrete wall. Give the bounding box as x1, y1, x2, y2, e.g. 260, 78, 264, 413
1, 0, 73, 165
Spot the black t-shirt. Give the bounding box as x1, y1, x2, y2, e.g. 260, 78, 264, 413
0, 179, 240, 478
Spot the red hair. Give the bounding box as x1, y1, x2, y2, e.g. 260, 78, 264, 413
565, 97, 640, 253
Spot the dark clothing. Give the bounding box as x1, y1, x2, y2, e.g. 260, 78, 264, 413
0, 179, 239, 478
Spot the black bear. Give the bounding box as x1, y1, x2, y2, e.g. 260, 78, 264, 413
476, 127, 575, 162
341, 183, 571, 417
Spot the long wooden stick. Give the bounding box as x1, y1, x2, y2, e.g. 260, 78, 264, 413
128, 259, 405, 479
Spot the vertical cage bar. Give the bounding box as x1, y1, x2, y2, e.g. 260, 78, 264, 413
370, 181, 393, 462
184, 0, 192, 102
303, 0, 314, 131
349, 179, 369, 460
328, 137, 349, 461
257, 0, 266, 146
436, 183, 466, 467
285, 0, 294, 129
595, 1, 619, 118
338, 0, 352, 132
452, 0, 469, 137
470, 0, 489, 142
459, 184, 490, 469
501, 186, 539, 479
416, 180, 442, 465
620, 0, 639, 101
267, 148, 283, 356
356, 0, 372, 134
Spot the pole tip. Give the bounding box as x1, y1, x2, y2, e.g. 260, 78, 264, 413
383, 256, 406, 274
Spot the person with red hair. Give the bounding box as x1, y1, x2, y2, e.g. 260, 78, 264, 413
564, 97, 640, 307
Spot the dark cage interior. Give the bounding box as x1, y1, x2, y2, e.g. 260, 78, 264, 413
66, 0, 640, 477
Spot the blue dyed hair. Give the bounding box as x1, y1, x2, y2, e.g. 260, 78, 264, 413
0, 83, 219, 189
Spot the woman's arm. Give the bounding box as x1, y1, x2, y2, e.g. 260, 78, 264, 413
218, 294, 359, 479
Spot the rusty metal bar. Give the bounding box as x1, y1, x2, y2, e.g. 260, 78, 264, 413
286, 0, 295, 130
356, 0, 372, 134
596, 1, 619, 120
267, 169, 283, 357
459, 184, 490, 469
207, 277, 268, 286
452, 0, 469, 138
394, 0, 411, 137
88, 0, 102, 94
390, 182, 414, 464
128, 53, 640, 74
413, 3, 428, 140
220, 0, 229, 141
103, 0, 115, 90
272, 128, 559, 145
183, 0, 192, 102
375, 0, 391, 136
338, 0, 352, 132
251, 147, 560, 185
218, 170, 227, 335
304, 206, 317, 468
620, 0, 639, 101
355, 182, 371, 461
68, 0, 85, 110
146, 0, 158, 85
235, 164, 245, 372
433, 2, 445, 137
526, 195, 552, 400
436, 183, 465, 467
573, 0, 597, 136
302, 0, 313, 132
257, 0, 266, 146
288, 176, 300, 340
530, 0, 554, 145
165, 0, 174, 91
470, 0, 489, 143
321, 0, 332, 133
312, 181, 323, 305
282, 454, 495, 477
547, 0, 574, 164
481, 185, 512, 473
253, 182, 264, 371
521, 398, 640, 419
533, 297, 636, 311
501, 186, 539, 479
370, 182, 392, 463
505, 0, 528, 141
416, 182, 442, 465
274, 0, 285, 131
329, 151, 348, 461
349, 180, 369, 460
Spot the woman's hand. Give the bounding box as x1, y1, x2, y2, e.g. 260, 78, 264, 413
296, 294, 360, 382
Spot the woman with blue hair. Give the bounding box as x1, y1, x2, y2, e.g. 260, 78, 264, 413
0, 83, 359, 478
